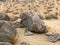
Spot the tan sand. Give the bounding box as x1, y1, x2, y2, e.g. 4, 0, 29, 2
15, 20, 60, 45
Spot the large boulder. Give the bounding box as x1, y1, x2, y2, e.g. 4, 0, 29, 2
0, 20, 17, 44
20, 12, 46, 35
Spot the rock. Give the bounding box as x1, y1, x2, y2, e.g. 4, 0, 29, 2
13, 19, 21, 28
20, 12, 46, 36
0, 42, 12, 45
21, 42, 30, 45
0, 0, 6, 2
0, 13, 10, 21
48, 33, 60, 43
45, 14, 58, 20
0, 20, 17, 44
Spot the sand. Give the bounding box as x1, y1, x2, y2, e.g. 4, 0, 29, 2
15, 20, 60, 45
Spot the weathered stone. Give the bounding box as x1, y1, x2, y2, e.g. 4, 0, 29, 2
0, 42, 12, 45
21, 42, 30, 45
0, 20, 17, 43
0, 13, 10, 21
13, 19, 21, 28
20, 12, 46, 35
0, 0, 6, 2
45, 14, 58, 20
48, 33, 60, 43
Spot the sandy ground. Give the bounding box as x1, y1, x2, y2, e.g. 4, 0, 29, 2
0, 0, 60, 45
15, 20, 60, 45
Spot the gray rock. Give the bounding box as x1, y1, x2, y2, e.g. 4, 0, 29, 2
0, 13, 10, 21
48, 33, 60, 43
21, 42, 30, 45
0, 20, 17, 43
0, 0, 6, 2
20, 12, 46, 35
0, 42, 12, 45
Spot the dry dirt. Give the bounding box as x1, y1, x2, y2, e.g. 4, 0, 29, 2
15, 20, 60, 45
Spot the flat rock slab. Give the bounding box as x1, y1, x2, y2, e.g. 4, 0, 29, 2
15, 20, 60, 45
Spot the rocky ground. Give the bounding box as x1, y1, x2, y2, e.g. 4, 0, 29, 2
0, 0, 60, 45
